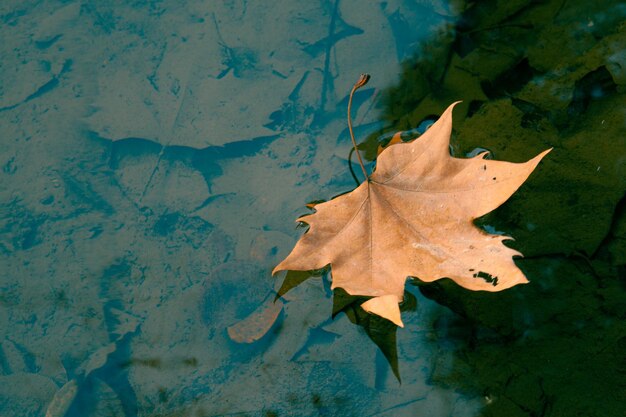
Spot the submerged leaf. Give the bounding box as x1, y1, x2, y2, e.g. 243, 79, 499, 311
227, 296, 283, 344
45, 379, 78, 417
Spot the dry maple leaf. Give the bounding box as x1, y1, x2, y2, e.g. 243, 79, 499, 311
274, 76, 550, 327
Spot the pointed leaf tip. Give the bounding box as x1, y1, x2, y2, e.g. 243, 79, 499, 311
361, 295, 404, 327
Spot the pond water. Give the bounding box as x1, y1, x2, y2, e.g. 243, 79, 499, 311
1, 1, 625, 416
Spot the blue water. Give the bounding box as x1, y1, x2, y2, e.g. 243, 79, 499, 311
1, 1, 625, 416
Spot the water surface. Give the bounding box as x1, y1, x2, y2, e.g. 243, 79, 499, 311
1, 0, 624, 416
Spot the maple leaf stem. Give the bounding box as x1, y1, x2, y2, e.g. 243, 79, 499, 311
347, 73, 370, 182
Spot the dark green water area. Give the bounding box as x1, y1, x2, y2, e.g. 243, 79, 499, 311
1, 0, 624, 416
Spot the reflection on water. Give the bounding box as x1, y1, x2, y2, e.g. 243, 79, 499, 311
1, 0, 624, 416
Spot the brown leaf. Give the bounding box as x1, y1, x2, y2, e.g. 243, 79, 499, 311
227, 296, 283, 343
274, 102, 550, 326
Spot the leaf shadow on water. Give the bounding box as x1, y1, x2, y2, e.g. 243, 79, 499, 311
331, 288, 420, 383
275, 269, 422, 383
